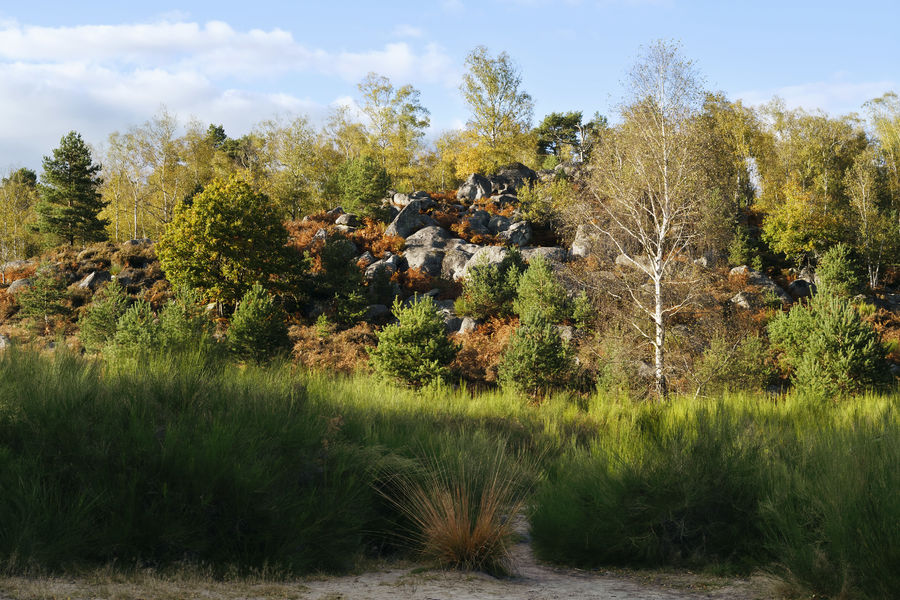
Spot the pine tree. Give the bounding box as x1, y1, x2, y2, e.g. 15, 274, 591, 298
37, 131, 109, 245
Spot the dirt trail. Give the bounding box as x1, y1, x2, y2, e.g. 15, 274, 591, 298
0, 525, 779, 600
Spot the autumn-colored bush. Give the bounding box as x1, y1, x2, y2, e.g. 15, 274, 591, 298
0, 262, 36, 284
392, 268, 436, 296
431, 209, 462, 231
451, 317, 519, 384
350, 218, 404, 258
291, 322, 377, 373
0, 290, 18, 320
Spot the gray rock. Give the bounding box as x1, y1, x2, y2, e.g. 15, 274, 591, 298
312, 228, 327, 242
458, 317, 477, 334
557, 325, 575, 343
410, 191, 432, 200
498, 221, 532, 246
492, 194, 519, 207
6, 278, 32, 295
365, 304, 391, 320
488, 215, 511, 234
76, 270, 112, 291
335, 213, 360, 227
384, 199, 437, 238
787, 279, 815, 299
357, 251, 376, 268
391, 192, 411, 207
463, 210, 492, 236
694, 256, 711, 268
1, 259, 31, 273
730, 292, 753, 310
521, 246, 567, 264
365, 260, 396, 280
442, 249, 475, 281
457, 173, 492, 201
326, 206, 344, 215
570, 224, 596, 259
123, 238, 153, 246
489, 163, 537, 194
615, 253, 650, 271
382, 253, 402, 270
460, 246, 510, 280
404, 226, 457, 249
403, 247, 445, 277
0, 333, 9, 350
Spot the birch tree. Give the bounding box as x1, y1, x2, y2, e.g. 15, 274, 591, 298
583, 40, 704, 399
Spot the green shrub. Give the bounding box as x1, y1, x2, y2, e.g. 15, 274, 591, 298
455, 250, 525, 320
228, 283, 290, 364
768, 292, 888, 398
517, 178, 573, 227
571, 290, 594, 330
108, 300, 160, 356
15, 264, 69, 333
78, 282, 129, 353
513, 254, 569, 323
370, 296, 459, 387
693, 335, 774, 396
335, 156, 391, 217
498, 312, 574, 396
158, 287, 215, 350
310, 237, 368, 325
816, 242, 865, 297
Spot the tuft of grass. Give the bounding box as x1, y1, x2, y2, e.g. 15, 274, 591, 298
378, 434, 532, 576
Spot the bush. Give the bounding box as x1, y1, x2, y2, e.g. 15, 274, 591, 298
228, 283, 290, 364
693, 335, 774, 396
455, 250, 525, 320
498, 312, 574, 396
816, 242, 865, 297
513, 254, 569, 323
370, 296, 459, 387
768, 292, 888, 398
78, 282, 128, 352
15, 264, 69, 333
311, 237, 368, 325
517, 178, 573, 227
571, 290, 594, 330
335, 156, 391, 217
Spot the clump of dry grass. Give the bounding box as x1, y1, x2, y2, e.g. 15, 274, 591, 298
379, 439, 531, 576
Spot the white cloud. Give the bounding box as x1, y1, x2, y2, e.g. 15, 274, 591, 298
0, 18, 459, 168
734, 78, 898, 116
392, 24, 424, 39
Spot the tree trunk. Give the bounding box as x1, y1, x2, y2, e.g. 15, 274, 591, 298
654, 276, 667, 400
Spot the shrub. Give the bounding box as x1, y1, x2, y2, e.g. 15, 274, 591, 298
78, 282, 128, 352
109, 299, 160, 355
517, 178, 573, 227
513, 254, 569, 323
335, 156, 391, 217
816, 242, 865, 297
310, 236, 368, 325
15, 264, 69, 333
455, 250, 525, 320
158, 287, 215, 350
693, 335, 774, 396
571, 290, 594, 330
370, 296, 459, 387
228, 283, 290, 364
498, 312, 574, 396
768, 292, 888, 398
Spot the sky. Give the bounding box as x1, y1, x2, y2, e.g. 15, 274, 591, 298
1, 0, 898, 171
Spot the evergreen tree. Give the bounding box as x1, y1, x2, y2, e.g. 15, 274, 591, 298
227, 283, 290, 364
37, 131, 109, 245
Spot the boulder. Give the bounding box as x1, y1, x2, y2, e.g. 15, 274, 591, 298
391, 193, 411, 207
312, 228, 328, 242
326, 207, 344, 216
787, 279, 815, 299
76, 270, 112, 291
458, 317, 477, 334
365, 304, 391, 320
460, 246, 510, 280
521, 246, 567, 264
365, 260, 396, 280
335, 213, 360, 227
6, 278, 32, 295
0, 334, 9, 350
1, 259, 31, 273
403, 248, 445, 277
570, 224, 596, 259
410, 191, 432, 200
442, 248, 475, 281
489, 163, 537, 194
356, 251, 376, 268
498, 221, 532, 246
557, 325, 575, 344
488, 215, 511, 234
463, 210, 492, 236
456, 173, 492, 201
385, 199, 437, 238
404, 226, 457, 249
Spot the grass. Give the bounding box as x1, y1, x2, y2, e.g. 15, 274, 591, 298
0, 347, 897, 598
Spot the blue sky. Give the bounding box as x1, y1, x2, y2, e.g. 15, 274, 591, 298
1, 0, 898, 170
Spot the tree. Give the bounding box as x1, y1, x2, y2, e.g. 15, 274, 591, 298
36, 131, 108, 245
844, 147, 896, 288
334, 156, 391, 216
498, 311, 574, 396
357, 73, 430, 190
369, 296, 459, 387
227, 282, 290, 364
460, 46, 534, 172
581, 40, 705, 398
15, 265, 69, 333
535, 111, 581, 159
0, 168, 39, 261
157, 174, 295, 305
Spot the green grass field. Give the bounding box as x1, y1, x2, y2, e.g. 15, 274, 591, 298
0, 348, 896, 599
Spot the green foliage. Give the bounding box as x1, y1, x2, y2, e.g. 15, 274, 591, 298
370, 296, 459, 387
816, 242, 865, 297
310, 236, 368, 325
157, 174, 296, 305
78, 282, 128, 352
36, 131, 109, 245
571, 291, 594, 330
498, 312, 574, 396
768, 292, 888, 398
513, 254, 569, 323
335, 155, 391, 217
535, 111, 581, 157
517, 178, 574, 227
693, 335, 774, 395
15, 265, 69, 332
455, 250, 525, 320
727, 224, 762, 269
227, 283, 290, 364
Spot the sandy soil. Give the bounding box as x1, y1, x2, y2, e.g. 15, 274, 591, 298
0, 525, 781, 600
